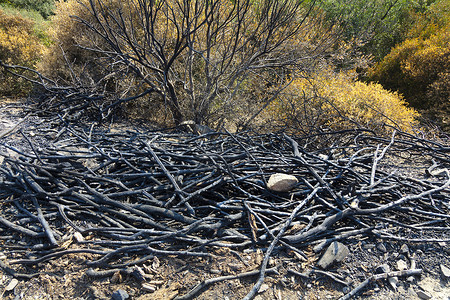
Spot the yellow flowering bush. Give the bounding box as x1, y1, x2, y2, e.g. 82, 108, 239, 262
368, 0, 450, 130
38, 0, 105, 83
268, 67, 419, 134
369, 24, 450, 108
0, 9, 44, 96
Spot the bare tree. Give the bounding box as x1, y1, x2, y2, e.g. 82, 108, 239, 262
68, 0, 324, 126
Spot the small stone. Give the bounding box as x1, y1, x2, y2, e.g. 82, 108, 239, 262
111, 271, 122, 284
375, 264, 390, 274
258, 283, 270, 293
416, 290, 432, 300
267, 173, 298, 192
210, 269, 221, 274
388, 277, 398, 291
400, 244, 409, 255
440, 264, 450, 278
317, 241, 349, 269
73, 232, 84, 243
342, 286, 350, 294
111, 289, 129, 300
5, 278, 19, 292
397, 259, 408, 271
376, 243, 387, 253
141, 283, 156, 293
0, 252, 6, 260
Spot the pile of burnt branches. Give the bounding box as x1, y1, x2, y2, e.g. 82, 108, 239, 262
0, 115, 449, 298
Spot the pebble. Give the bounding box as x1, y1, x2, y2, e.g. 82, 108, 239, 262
342, 286, 350, 294
388, 276, 398, 291
258, 283, 270, 293
0, 252, 6, 260
110, 271, 122, 284
73, 232, 84, 243
317, 242, 349, 269
416, 290, 432, 300
5, 278, 19, 292
440, 264, 450, 278
396, 259, 408, 271
267, 173, 298, 192
400, 244, 409, 255
375, 264, 390, 274
376, 243, 387, 253
111, 289, 129, 300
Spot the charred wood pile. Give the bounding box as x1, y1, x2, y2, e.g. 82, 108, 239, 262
0, 110, 449, 299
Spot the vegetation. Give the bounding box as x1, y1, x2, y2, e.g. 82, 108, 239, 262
39, 0, 335, 127
268, 66, 419, 134
0, 0, 55, 19
0, 9, 44, 96
369, 0, 450, 128
1, 0, 447, 133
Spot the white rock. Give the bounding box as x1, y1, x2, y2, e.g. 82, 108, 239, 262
258, 283, 270, 293
5, 278, 18, 291
417, 290, 432, 300
317, 242, 349, 269
440, 264, 450, 278
397, 259, 408, 271
73, 232, 84, 243
267, 173, 298, 192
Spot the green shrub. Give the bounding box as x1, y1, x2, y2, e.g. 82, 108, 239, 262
314, 0, 443, 62
0, 0, 55, 19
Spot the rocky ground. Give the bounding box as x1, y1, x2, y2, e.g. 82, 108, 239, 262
0, 98, 449, 300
